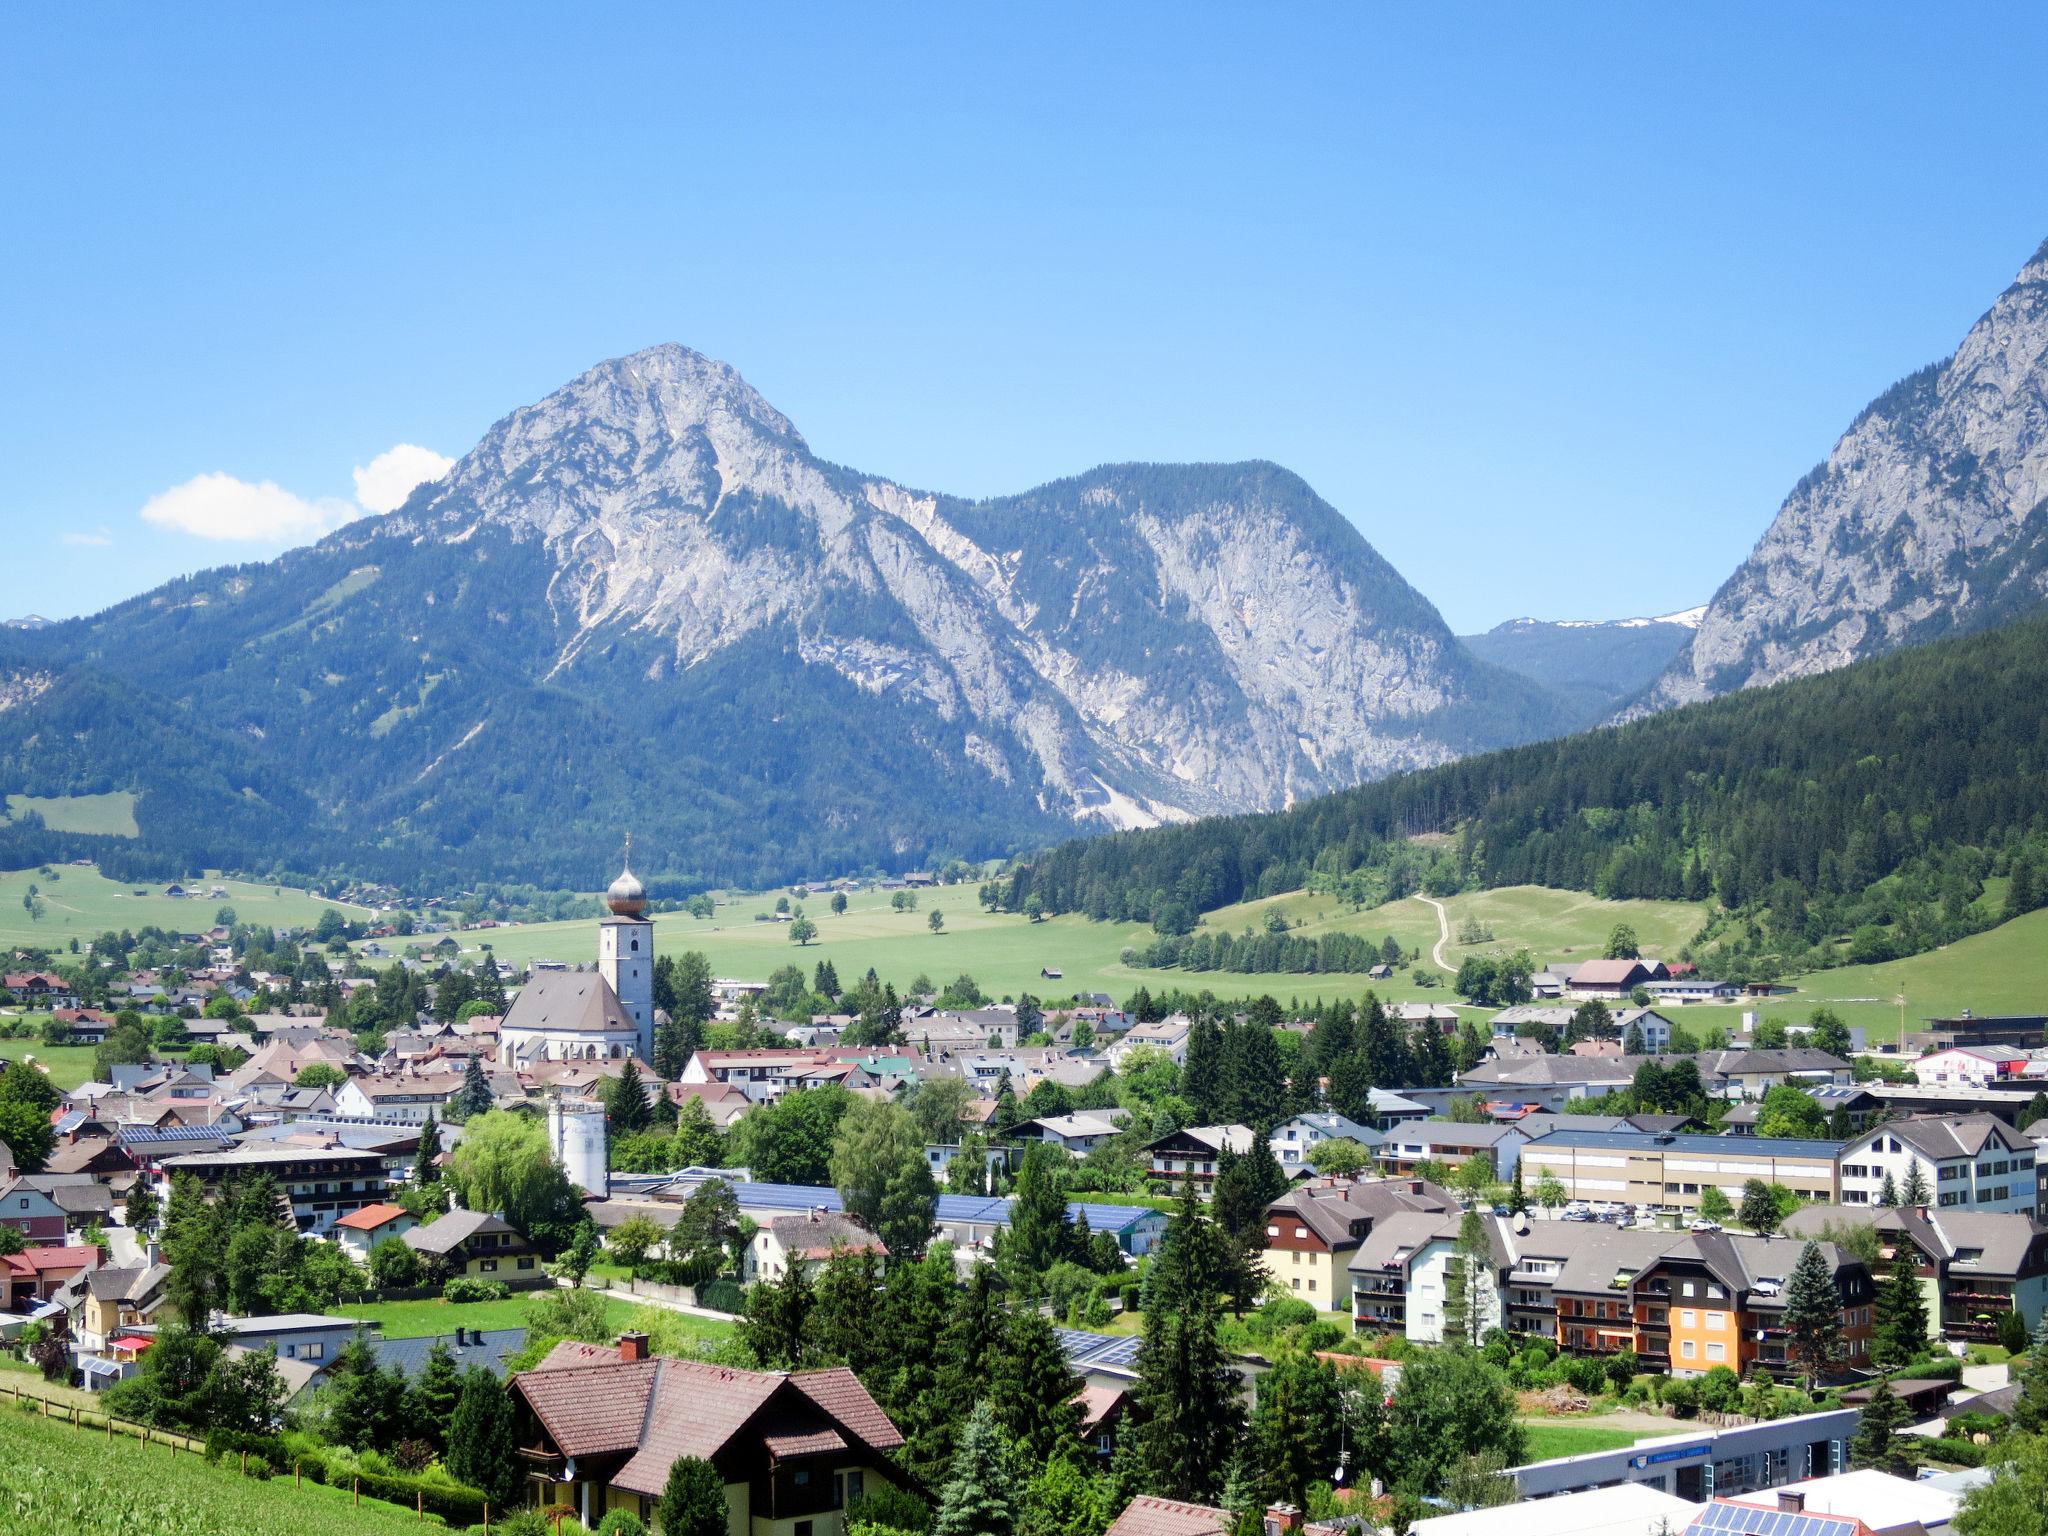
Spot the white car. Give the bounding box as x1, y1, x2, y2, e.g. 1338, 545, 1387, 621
1690, 1218, 1722, 1232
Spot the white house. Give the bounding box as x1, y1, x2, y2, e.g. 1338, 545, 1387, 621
1014, 1111, 1128, 1157
1838, 1115, 2038, 1213
331, 1200, 417, 1263
1104, 1016, 1192, 1068
1269, 1112, 1384, 1170
1909, 1048, 2030, 1090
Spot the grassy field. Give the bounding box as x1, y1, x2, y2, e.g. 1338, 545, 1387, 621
4, 791, 140, 837
339, 1289, 679, 1340
1518, 1420, 1652, 1460
0, 1037, 101, 1091
0, 1401, 442, 1535
0, 863, 370, 952
443, 881, 1721, 1011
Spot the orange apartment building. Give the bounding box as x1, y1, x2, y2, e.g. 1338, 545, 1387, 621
1546, 1229, 1874, 1378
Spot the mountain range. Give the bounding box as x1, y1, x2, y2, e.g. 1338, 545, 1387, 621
5, 236, 2048, 892
0, 348, 1554, 889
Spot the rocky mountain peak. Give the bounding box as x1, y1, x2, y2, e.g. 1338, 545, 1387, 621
1637, 234, 2048, 713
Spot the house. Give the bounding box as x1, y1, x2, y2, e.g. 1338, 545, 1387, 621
1782, 1203, 2048, 1347
1145, 1124, 1255, 1188
3, 972, 78, 1008
1379, 1120, 1530, 1180
1101, 1498, 1232, 1536
332, 1200, 418, 1263
0, 1244, 100, 1308
1568, 959, 1666, 999
1264, 1175, 1459, 1309
0, 1181, 69, 1244
1105, 1016, 1192, 1069
334, 1072, 465, 1125
152, 1144, 391, 1235
1612, 1231, 1873, 1378
1642, 977, 1740, 1006
75, 1262, 171, 1348
148, 1312, 366, 1365
509, 1332, 906, 1532
1015, 1110, 1128, 1156
1837, 1115, 2037, 1213
748, 1209, 888, 1282
1074, 1383, 1128, 1463
1677, 1498, 1874, 1536
1696, 1049, 1853, 1099
1456, 1054, 1639, 1108
1268, 1112, 1383, 1170
1910, 1047, 2031, 1089
367, 1325, 527, 1382
1612, 1007, 1677, 1051
403, 1208, 542, 1281
1697, 1473, 1962, 1536
1521, 1128, 1843, 1213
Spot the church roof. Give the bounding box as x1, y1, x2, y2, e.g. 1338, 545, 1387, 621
501, 972, 635, 1036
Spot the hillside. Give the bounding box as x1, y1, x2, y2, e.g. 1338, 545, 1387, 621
1643, 235, 2048, 711
0, 346, 1554, 893
1002, 608, 2048, 982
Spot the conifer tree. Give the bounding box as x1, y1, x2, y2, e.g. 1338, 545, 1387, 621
605, 1058, 652, 1136
1849, 1374, 1908, 1473
1782, 1240, 1844, 1392
739, 1257, 814, 1369
1872, 1249, 1929, 1367
806, 1248, 886, 1379
446, 1366, 522, 1509
1005, 1142, 1072, 1278
1441, 1209, 1495, 1349
1133, 1175, 1243, 1503
1878, 1171, 1898, 1208
934, 1402, 1023, 1536
991, 1305, 1085, 1467
655, 1455, 729, 1536
2011, 1328, 2048, 1435
878, 1251, 959, 1486
454, 1053, 493, 1119
1183, 1020, 1223, 1122
406, 1341, 464, 1451
1248, 1353, 1343, 1510
1902, 1162, 1932, 1207
415, 1110, 443, 1182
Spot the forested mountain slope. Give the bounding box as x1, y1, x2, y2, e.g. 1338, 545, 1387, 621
0, 345, 1552, 891
1001, 609, 2048, 980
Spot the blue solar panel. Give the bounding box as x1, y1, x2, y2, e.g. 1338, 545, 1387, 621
116, 1124, 235, 1147
1054, 1327, 1143, 1370
1683, 1502, 1857, 1536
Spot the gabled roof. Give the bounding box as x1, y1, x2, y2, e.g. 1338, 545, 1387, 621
1103, 1497, 1233, 1536
334, 1202, 411, 1232
501, 972, 635, 1036
403, 1207, 523, 1255
513, 1343, 901, 1498
1860, 1113, 2021, 1160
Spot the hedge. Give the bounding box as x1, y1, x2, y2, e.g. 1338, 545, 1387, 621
1916, 1437, 1987, 1468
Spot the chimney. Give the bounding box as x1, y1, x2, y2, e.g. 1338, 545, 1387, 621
1263, 1506, 1303, 1536
454, 1325, 467, 1347
618, 1331, 649, 1363
1777, 1492, 1805, 1515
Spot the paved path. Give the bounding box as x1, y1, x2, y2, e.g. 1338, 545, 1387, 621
1419, 894, 1454, 971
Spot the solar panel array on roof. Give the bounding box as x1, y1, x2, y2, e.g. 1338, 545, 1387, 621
115, 1124, 236, 1147
1055, 1327, 1143, 1371
1684, 1501, 1861, 1536
660, 1178, 1166, 1234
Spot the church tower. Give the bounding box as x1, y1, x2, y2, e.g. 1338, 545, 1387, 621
598, 837, 655, 1066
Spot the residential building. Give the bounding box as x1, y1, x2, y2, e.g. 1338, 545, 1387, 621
1613, 1008, 1677, 1049
152, 1144, 391, 1235
1015, 1110, 1128, 1156
1837, 1115, 2037, 1212
748, 1209, 888, 1282
1621, 1232, 1872, 1377
1520, 1129, 1843, 1213
75, 1262, 170, 1348
1105, 1016, 1192, 1068
333, 1072, 465, 1124
0, 1181, 68, 1244
1380, 1120, 1530, 1180
1783, 1203, 2048, 1346
332, 1200, 418, 1263
1642, 977, 1740, 1006
160, 1312, 365, 1365
509, 1333, 906, 1532
1456, 1054, 1640, 1108
1568, 960, 1667, 999
1268, 1112, 1382, 1170
1910, 1047, 2031, 1089
1262, 1176, 1459, 1309
404, 1208, 541, 1280
368, 1325, 526, 1382
1145, 1124, 1255, 1188
0, 1244, 100, 1308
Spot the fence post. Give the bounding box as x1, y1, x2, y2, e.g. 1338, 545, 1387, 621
483, 1501, 490, 1533
354, 1475, 361, 1507
242, 1450, 249, 1475
296, 1460, 302, 1487
418, 1489, 424, 1522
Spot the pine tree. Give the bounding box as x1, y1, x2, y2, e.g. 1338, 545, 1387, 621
414, 1111, 443, 1182
406, 1341, 464, 1451
1902, 1162, 1931, 1207
934, 1402, 1023, 1536
1507, 1163, 1529, 1217
806, 1248, 886, 1378
739, 1258, 814, 1369
1133, 1175, 1244, 1503
606, 1059, 653, 1136
1248, 1352, 1343, 1510
455, 1054, 493, 1119
990, 1306, 1085, 1467
1183, 1020, 1223, 1122
1877, 1171, 1898, 1208
1782, 1240, 1845, 1392
654, 1455, 729, 1536
878, 1251, 959, 1486
1849, 1374, 1908, 1473
1872, 1249, 1929, 1368
1441, 1209, 1495, 1349
1004, 1142, 1072, 1277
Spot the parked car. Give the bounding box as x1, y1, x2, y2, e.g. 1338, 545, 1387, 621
1690, 1219, 1723, 1233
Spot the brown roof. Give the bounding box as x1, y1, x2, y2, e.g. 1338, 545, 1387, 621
501, 972, 636, 1036
512, 1343, 903, 1498
1104, 1497, 1233, 1536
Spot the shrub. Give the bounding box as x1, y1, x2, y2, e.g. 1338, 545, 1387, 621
1697, 1366, 1741, 1414
848, 1483, 934, 1533
1919, 1436, 1986, 1467
597, 1513, 650, 1536
1662, 1378, 1701, 1418
443, 1277, 510, 1303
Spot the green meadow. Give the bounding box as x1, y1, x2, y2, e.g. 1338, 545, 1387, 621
0, 863, 371, 952
4, 791, 140, 837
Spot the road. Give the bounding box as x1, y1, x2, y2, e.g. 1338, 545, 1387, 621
1419, 893, 1454, 971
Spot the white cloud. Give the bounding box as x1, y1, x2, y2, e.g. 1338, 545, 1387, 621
352, 443, 455, 514
62, 527, 113, 547
139, 472, 354, 542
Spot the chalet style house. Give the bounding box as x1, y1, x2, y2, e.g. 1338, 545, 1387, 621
511, 1334, 906, 1533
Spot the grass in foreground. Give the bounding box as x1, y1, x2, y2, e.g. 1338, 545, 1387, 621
0, 1402, 439, 1536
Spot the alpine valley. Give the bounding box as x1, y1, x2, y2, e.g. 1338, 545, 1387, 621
0, 346, 1557, 890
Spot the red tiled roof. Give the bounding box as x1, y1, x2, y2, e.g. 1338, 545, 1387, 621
1104, 1497, 1233, 1536
791, 1368, 905, 1452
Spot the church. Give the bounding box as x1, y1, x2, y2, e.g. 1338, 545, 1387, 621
497, 850, 657, 1068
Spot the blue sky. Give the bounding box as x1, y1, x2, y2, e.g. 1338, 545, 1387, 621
4, 6, 2045, 632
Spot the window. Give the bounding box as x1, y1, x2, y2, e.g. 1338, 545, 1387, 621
1265, 1226, 1279, 1237
305, 1343, 323, 1360
1681, 1339, 1696, 1359
1706, 1341, 1726, 1362
1295, 1227, 1308, 1240
481, 1259, 498, 1272
1705, 1312, 1725, 1330
794, 1472, 810, 1487
1307, 1278, 1316, 1293
1682, 1282, 1696, 1298
1291, 1278, 1301, 1291
1707, 1285, 1724, 1300
518, 1257, 536, 1270
1680, 1310, 1696, 1327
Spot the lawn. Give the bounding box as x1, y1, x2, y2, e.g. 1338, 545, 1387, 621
447, 881, 1722, 1012
0, 1402, 441, 1536
0, 862, 371, 952
0, 1036, 101, 1091
340, 1290, 634, 1339
1518, 1420, 1649, 1461
4, 791, 140, 838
